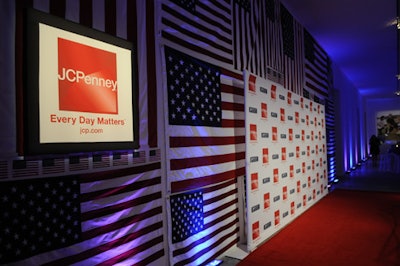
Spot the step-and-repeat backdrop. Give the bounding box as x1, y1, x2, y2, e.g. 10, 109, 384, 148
244, 72, 328, 251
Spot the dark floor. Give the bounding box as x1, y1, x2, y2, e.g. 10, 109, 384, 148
332, 156, 400, 193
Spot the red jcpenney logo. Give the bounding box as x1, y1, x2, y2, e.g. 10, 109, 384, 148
280, 108, 285, 122
287, 91, 292, 105
273, 168, 279, 183
282, 186, 288, 200
251, 173, 258, 191
274, 210, 280, 226
272, 127, 278, 142
58, 38, 118, 114
261, 102, 267, 119
271, 85, 276, 100
263, 148, 269, 164
264, 193, 270, 209
250, 124, 257, 141
248, 74, 256, 93
252, 221, 260, 240
290, 201, 295, 215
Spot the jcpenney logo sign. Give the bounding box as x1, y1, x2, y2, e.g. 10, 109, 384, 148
58, 68, 118, 91
58, 38, 118, 114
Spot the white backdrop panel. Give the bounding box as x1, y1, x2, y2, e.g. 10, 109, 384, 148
244, 71, 328, 251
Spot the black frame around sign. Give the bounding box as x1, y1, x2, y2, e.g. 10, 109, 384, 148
23, 8, 139, 156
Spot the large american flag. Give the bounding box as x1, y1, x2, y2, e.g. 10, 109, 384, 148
2, 163, 165, 266
233, 0, 284, 85
164, 46, 244, 265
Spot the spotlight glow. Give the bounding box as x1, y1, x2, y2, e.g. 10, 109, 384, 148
206, 259, 223, 266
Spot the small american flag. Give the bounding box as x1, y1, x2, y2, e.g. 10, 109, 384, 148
42, 158, 66, 175
12, 160, 39, 178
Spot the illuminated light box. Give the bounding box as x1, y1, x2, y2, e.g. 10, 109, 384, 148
23, 9, 138, 155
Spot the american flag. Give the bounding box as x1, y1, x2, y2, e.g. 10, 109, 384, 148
169, 179, 240, 266
280, 3, 305, 95
1, 163, 164, 265
164, 47, 244, 265
304, 29, 330, 98
160, 0, 233, 68
233, 0, 284, 85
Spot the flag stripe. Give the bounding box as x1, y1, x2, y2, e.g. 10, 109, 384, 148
162, 31, 232, 65
197, 0, 231, 26
170, 136, 245, 147
203, 186, 238, 206
82, 207, 162, 239
222, 101, 245, 111
80, 162, 161, 183
97, 235, 164, 266
161, 4, 231, 44
81, 192, 162, 223
80, 176, 161, 202
161, 18, 232, 55
171, 167, 245, 193
170, 151, 245, 170
43, 221, 163, 266
160, 0, 233, 67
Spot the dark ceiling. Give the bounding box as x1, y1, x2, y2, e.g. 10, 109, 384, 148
280, 0, 398, 100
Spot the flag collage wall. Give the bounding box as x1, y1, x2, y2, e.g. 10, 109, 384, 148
0, 0, 335, 265
245, 71, 328, 251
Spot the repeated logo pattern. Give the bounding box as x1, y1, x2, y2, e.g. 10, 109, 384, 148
245, 72, 328, 251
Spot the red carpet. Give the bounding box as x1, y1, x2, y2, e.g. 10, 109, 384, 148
238, 189, 400, 266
